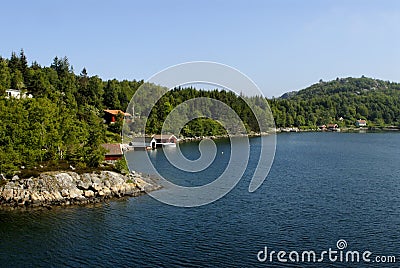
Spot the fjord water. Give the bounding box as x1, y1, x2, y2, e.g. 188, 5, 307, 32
1, 133, 399, 267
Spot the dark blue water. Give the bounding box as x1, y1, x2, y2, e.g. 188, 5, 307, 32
1, 133, 399, 267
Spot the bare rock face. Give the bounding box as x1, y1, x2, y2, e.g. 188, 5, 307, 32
0, 171, 161, 209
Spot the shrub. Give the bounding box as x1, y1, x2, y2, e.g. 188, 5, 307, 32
114, 158, 129, 174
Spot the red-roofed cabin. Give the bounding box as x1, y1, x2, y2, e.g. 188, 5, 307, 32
102, 144, 123, 161
327, 123, 339, 130
103, 110, 132, 124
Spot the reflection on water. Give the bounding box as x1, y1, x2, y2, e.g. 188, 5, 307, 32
1, 133, 399, 267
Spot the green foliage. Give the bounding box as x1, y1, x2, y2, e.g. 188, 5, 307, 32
181, 118, 227, 137
0, 97, 107, 173
0, 58, 11, 93
270, 77, 400, 128
0, 51, 141, 175
1, 50, 399, 177
142, 87, 265, 136
114, 158, 129, 174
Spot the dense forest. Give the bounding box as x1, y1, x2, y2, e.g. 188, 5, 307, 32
0, 50, 399, 176
128, 86, 272, 137
0, 50, 143, 176
271, 77, 400, 128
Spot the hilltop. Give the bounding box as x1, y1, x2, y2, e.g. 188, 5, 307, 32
269, 76, 400, 128
280, 76, 400, 100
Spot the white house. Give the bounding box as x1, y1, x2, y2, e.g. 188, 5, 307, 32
5, 89, 32, 99
355, 119, 367, 127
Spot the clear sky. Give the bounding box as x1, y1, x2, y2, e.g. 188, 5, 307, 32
1, 0, 400, 97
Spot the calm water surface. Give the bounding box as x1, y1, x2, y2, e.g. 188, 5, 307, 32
1, 133, 399, 267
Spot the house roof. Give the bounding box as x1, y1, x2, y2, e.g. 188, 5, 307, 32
6, 89, 21, 93
132, 136, 155, 143
357, 119, 367, 123
327, 123, 338, 127
101, 144, 123, 156
104, 110, 132, 117
153, 134, 177, 140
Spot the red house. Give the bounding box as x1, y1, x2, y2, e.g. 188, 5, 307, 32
327, 123, 338, 130
101, 144, 123, 161
103, 110, 132, 124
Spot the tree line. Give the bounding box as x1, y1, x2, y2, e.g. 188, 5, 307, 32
0, 50, 143, 176
270, 77, 400, 128
1, 51, 399, 176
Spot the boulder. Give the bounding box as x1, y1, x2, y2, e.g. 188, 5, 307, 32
102, 187, 111, 196
84, 190, 95, 198
2, 189, 13, 202
69, 188, 84, 199
77, 180, 91, 190
104, 179, 111, 188
30, 192, 43, 204
91, 183, 103, 192
55, 173, 75, 188
90, 174, 101, 185
61, 189, 69, 197
52, 191, 63, 201
42, 191, 53, 202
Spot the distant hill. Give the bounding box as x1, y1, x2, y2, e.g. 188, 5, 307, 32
269, 76, 400, 128
280, 76, 400, 100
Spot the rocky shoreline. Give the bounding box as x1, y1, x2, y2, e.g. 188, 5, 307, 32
179, 132, 269, 142
0, 170, 161, 210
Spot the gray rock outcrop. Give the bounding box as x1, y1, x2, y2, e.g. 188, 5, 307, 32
0, 171, 160, 209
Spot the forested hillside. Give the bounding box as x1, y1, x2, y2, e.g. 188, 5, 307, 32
0, 51, 399, 176
0, 51, 269, 175
0, 50, 143, 176
269, 77, 400, 128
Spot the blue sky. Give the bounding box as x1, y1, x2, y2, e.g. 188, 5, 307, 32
1, 0, 400, 97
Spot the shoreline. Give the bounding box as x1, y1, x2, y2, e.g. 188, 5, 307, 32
276, 126, 399, 133
177, 127, 399, 143
178, 132, 270, 143
0, 170, 161, 211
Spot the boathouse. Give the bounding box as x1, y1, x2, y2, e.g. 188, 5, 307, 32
130, 137, 157, 150
102, 143, 123, 161
153, 134, 178, 147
